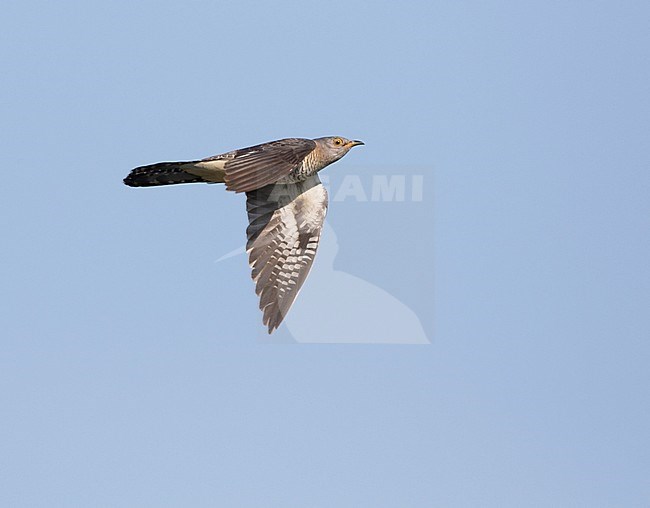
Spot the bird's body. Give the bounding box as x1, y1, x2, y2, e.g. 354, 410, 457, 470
124, 136, 363, 333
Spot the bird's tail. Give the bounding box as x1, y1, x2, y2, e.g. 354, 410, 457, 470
123, 160, 226, 187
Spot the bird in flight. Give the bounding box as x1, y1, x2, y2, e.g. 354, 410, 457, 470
124, 136, 364, 333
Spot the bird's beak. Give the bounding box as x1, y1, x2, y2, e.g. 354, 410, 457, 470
347, 140, 365, 147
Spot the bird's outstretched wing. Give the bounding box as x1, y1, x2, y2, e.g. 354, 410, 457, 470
205, 138, 316, 193
245, 175, 327, 333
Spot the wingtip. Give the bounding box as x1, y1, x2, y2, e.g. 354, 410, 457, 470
264, 316, 281, 334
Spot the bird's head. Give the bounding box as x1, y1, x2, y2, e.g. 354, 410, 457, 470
315, 136, 364, 163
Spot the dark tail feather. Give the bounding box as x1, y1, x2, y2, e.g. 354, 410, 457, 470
124, 161, 206, 187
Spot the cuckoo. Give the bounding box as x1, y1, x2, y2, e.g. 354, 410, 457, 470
124, 136, 364, 333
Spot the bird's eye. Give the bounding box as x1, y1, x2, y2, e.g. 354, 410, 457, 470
333, 138, 343, 146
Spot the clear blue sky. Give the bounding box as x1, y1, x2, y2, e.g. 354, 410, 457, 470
1, 1, 648, 506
